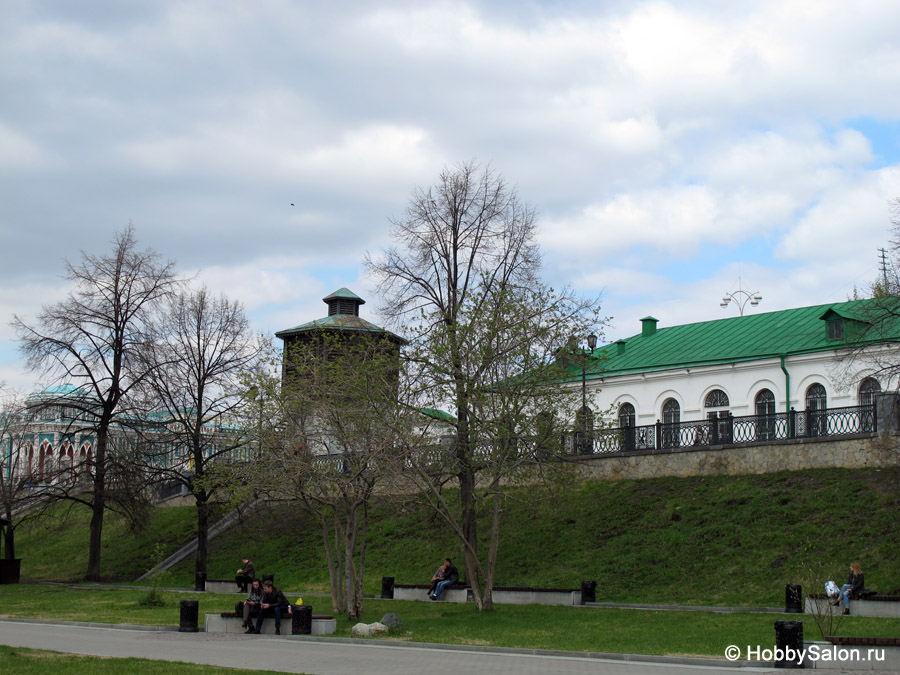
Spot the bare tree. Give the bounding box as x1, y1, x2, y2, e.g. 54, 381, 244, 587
142, 285, 264, 586
12, 226, 178, 580
366, 161, 604, 610
0, 389, 47, 561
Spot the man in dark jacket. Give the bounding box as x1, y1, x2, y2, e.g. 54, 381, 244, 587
430, 558, 460, 600
235, 557, 255, 593
250, 580, 291, 634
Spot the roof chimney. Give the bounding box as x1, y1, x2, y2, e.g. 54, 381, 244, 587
615, 339, 627, 355
641, 316, 659, 337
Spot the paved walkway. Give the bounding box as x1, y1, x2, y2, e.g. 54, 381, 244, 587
0, 619, 780, 675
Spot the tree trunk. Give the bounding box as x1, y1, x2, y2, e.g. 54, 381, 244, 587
352, 504, 368, 621
2, 504, 14, 559
195, 491, 209, 578
85, 429, 108, 581
344, 505, 360, 621
321, 511, 345, 614
456, 390, 484, 609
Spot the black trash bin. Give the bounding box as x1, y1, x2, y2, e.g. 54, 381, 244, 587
774, 620, 804, 668
179, 599, 200, 632
195, 572, 207, 592
261, 573, 275, 584
580, 580, 597, 605
0, 559, 21, 585
381, 576, 395, 599
785, 584, 803, 613
291, 605, 312, 635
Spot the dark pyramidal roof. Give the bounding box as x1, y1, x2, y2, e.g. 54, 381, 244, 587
275, 288, 405, 343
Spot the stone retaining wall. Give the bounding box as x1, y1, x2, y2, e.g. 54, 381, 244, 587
574, 432, 900, 481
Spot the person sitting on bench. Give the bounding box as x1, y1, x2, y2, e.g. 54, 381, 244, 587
240, 579, 264, 629
249, 580, 290, 634
427, 559, 448, 597
838, 562, 865, 615
429, 558, 459, 600
235, 557, 255, 593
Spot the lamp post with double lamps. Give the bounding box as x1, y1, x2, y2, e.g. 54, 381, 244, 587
720, 281, 762, 316
572, 334, 598, 454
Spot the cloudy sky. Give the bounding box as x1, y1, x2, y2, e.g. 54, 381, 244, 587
2, 0, 899, 392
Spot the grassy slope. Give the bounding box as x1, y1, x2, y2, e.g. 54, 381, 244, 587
14, 467, 900, 607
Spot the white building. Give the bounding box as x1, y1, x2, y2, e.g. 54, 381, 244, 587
565, 299, 899, 451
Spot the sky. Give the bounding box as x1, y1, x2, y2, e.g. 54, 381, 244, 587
2, 0, 900, 393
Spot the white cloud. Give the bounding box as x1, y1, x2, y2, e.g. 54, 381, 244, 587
3, 0, 900, 393
778, 165, 900, 265
0, 121, 57, 171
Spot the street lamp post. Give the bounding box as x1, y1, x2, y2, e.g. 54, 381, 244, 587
573, 333, 598, 454
720, 280, 762, 316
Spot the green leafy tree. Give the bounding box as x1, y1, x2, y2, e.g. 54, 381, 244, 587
248, 333, 410, 621
366, 161, 604, 610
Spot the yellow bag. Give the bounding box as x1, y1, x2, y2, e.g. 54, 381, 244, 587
295, 597, 303, 605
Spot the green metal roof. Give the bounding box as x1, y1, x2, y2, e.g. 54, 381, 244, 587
419, 407, 457, 424
275, 314, 401, 339
323, 287, 364, 304
573, 298, 900, 381
275, 287, 405, 343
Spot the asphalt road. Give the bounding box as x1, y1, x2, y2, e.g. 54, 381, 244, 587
1, 619, 885, 675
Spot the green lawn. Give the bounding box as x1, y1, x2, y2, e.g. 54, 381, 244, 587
0, 645, 301, 675
0, 585, 898, 657
12, 467, 900, 610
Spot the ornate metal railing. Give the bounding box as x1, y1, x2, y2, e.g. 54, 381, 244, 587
574, 403, 876, 456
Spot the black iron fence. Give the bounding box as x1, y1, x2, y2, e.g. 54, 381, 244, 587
575, 404, 876, 456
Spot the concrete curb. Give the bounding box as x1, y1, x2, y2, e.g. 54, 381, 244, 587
583, 601, 786, 614
0, 617, 181, 632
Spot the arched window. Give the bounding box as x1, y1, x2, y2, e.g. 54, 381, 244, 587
858, 377, 880, 431
704, 389, 730, 409
704, 389, 731, 443
858, 377, 881, 406
755, 389, 776, 440
806, 383, 827, 437
39, 439, 52, 481
533, 411, 559, 457
80, 441, 92, 471
574, 406, 594, 454
618, 402, 636, 428
617, 402, 637, 451
663, 398, 680, 423
662, 398, 680, 448
805, 383, 826, 410
755, 389, 775, 415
